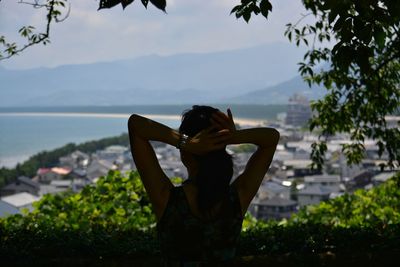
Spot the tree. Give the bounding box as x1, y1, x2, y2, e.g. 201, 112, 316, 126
285, 0, 400, 170
1, 0, 399, 170
230, 0, 400, 170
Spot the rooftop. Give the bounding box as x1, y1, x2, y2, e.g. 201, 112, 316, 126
304, 175, 341, 183
1, 192, 40, 208
256, 196, 297, 207
297, 186, 332, 196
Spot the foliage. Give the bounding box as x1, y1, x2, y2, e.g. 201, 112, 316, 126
32, 170, 155, 231
230, 0, 273, 23
290, 172, 400, 227
283, 0, 400, 170
229, 144, 257, 154
0, 0, 69, 60
239, 171, 400, 255
0, 133, 129, 188
1, 170, 400, 260
98, 0, 166, 12
0, 170, 158, 258
229, 0, 400, 170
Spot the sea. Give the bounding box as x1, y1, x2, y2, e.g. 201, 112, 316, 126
0, 105, 286, 168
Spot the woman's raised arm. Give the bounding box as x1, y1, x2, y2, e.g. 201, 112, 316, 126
211, 110, 280, 216
230, 128, 280, 215
127, 114, 178, 219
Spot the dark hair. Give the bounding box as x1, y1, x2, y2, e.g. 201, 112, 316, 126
179, 105, 233, 216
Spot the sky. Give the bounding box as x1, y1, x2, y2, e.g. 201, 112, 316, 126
0, 0, 309, 70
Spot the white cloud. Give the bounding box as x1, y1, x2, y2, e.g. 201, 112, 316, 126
1, 0, 309, 69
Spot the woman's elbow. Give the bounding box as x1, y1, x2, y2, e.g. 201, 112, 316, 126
128, 114, 140, 133
272, 129, 280, 144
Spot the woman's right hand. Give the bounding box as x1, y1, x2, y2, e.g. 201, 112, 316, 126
211, 108, 236, 134
184, 126, 230, 155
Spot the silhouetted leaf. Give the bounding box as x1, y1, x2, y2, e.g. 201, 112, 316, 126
374, 26, 386, 49
149, 0, 166, 12
243, 9, 251, 23
121, 0, 134, 9
260, 0, 272, 19
98, 0, 121, 10
141, 0, 149, 8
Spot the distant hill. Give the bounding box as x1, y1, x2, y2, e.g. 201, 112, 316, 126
223, 75, 327, 104
0, 43, 318, 106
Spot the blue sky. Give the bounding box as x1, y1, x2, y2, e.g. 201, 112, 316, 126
0, 0, 308, 69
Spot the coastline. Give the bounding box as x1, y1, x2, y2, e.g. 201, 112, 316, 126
0, 112, 266, 126
0, 112, 267, 168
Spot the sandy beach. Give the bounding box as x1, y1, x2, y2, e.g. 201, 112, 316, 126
0, 112, 266, 127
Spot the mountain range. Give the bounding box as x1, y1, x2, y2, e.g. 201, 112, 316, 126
0, 42, 327, 106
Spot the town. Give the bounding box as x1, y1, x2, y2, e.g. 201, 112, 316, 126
1, 95, 399, 220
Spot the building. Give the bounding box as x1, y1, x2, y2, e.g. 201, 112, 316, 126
0, 176, 40, 197
59, 150, 90, 169
0, 199, 20, 217
304, 175, 341, 192
285, 94, 312, 127
0, 192, 40, 214
372, 172, 397, 186
297, 174, 343, 207
282, 159, 321, 177
251, 196, 297, 220
346, 171, 374, 191
37, 167, 72, 184
257, 180, 291, 200
297, 186, 332, 207
96, 145, 128, 163
86, 159, 116, 180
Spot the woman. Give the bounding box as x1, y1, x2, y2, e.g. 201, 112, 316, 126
128, 105, 279, 266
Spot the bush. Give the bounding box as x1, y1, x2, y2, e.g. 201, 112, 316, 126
1, 170, 399, 261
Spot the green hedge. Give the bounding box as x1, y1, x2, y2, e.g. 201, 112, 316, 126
1, 170, 399, 261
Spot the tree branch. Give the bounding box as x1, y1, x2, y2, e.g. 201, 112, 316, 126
0, 0, 69, 61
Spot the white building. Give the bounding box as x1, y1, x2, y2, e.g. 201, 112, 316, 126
86, 159, 116, 180
251, 196, 297, 220
304, 175, 341, 192
372, 172, 398, 186
257, 180, 291, 200
0, 200, 19, 218
297, 186, 332, 207
0, 192, 40, 215
297, 174, 343, 207
59, 150, 90, 169
285, 94, 312, 127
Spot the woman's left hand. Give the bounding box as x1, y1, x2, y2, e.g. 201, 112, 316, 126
184, 126, 230, 155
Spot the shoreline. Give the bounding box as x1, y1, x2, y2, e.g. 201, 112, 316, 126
0, 112, 266, 126
0, 112, 267, 168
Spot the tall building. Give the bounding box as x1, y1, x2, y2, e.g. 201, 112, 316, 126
285, 93, 312, 127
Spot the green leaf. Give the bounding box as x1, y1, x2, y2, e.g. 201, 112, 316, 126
374, 26, 386, 49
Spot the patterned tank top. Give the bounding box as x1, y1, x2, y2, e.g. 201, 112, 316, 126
157, 184, 243, 265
